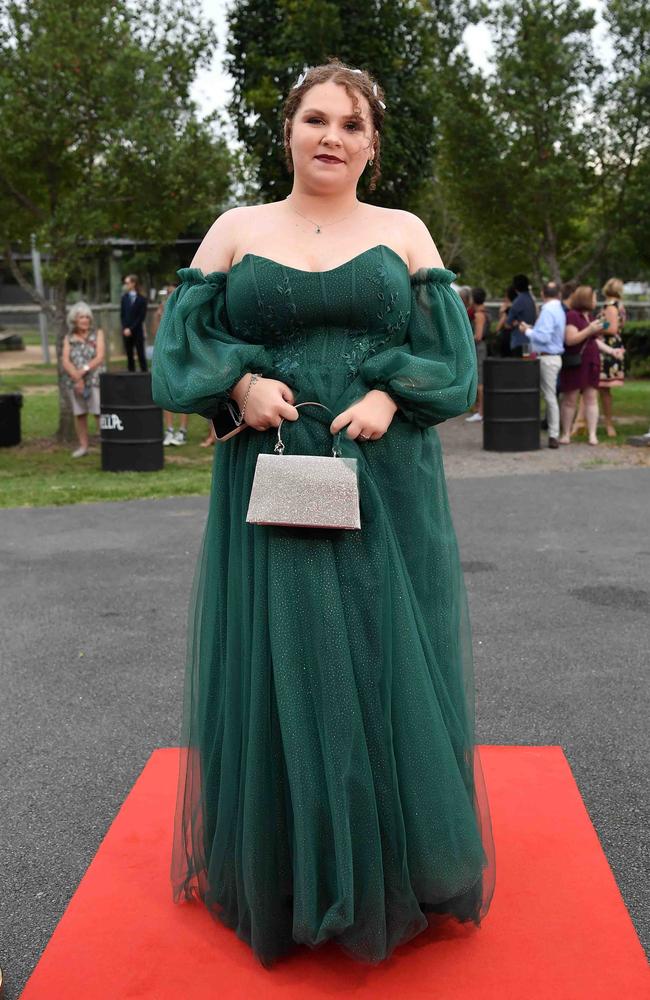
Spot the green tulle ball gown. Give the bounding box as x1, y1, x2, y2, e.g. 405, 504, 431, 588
152, 244, 496, 968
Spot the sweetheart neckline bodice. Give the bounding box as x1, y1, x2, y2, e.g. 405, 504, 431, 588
179, 245, 456, 283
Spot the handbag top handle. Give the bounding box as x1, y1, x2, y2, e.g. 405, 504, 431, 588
274, 401, 343, 457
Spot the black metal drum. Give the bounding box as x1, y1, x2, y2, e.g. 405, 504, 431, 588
0, 393, 22, 447
483, 358, 540, 452
99, 373, 163, 471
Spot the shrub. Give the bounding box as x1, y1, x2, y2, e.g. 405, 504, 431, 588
622, 323, 650, 377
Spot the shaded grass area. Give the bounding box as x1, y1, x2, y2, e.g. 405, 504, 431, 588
1, 369, 649, 508
0, 387, 215, 508
569, 381, 650, 444
1, 364, 58, 387
601, 379, 650, 417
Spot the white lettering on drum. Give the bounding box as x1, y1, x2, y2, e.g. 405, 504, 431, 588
100, 413, 124, 431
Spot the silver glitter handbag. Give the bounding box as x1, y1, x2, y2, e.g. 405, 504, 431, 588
246, 402, 361, 530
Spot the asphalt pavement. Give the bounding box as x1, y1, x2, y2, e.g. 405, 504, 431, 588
1, 466, 648, 996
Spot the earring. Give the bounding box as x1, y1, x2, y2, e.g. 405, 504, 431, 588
369, 157, 374, 166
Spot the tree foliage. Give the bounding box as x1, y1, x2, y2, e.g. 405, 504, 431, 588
0, 0, 231, 438
434, 0, 600, 286
589, 0, 650, 280
2, 0, 648, 402
429, 0, 650, 289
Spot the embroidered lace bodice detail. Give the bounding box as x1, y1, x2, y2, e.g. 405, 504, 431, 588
226, 247, 411, 386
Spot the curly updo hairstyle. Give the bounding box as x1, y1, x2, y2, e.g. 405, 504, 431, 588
282, 60, 386, 192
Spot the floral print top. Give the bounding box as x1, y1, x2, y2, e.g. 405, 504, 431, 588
63, 330, 105, 389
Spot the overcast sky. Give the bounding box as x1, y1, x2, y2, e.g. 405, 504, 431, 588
191, 0, 610, 118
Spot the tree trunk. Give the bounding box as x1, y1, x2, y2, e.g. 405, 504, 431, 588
541, 250, 562, 284
542, 221, 562, 283
2, 246, 76, 443
54, 284, 76, 444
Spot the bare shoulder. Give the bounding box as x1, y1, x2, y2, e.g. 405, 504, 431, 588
191, 206, 269, 273
396, 210, 445, 270
370, 206, 444, 270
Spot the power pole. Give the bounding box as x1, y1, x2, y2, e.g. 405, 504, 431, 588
30, 235, 50, 364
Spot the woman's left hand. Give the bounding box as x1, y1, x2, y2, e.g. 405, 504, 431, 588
331, 390, 399, 442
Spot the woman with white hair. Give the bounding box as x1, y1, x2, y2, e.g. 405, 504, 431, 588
61, 301, 106, 457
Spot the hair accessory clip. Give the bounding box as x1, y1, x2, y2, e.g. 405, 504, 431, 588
372, 83, 386, 109
350, 68, 363, 74
292, 68, 309, 89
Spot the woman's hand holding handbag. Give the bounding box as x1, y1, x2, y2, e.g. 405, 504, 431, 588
213, 374, 298, 442
231, 374, 298, 431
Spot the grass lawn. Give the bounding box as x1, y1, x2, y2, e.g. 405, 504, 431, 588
568, 380, 650, 443
0, 369, 215, 507
1, 365, 649, 508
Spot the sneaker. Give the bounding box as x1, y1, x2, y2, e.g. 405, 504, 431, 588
71, 446, 88, 458
163, 428, 175, 446
171, 429, 187, 446
465, 412, 483, 423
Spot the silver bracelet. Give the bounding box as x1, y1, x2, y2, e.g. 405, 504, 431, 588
239, 373, 262, 424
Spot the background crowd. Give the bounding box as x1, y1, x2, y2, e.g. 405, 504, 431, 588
60, 270, 632, 458
60, 276, 220, 458
459, 276, 628, 448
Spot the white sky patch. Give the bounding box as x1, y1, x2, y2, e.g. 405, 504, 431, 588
463, 21, 494, 75
191, 0, 612, 116
192, 0, 231, 118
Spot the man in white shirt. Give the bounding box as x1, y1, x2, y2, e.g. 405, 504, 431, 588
519, 282, 566, 448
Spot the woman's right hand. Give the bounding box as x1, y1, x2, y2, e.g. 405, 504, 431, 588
232, 374, 299, 430
588, 319, 604, 336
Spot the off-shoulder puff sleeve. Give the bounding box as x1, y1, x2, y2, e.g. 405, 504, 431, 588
358, 268, 478, 428
151, 268, 274, 418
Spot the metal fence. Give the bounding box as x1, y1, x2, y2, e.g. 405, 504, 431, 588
1, 298, 649, 366
0, 303, 133, 362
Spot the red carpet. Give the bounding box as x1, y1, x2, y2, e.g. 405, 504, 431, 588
20, 747, 648, 999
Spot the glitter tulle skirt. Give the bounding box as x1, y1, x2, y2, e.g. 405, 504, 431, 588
170, 410, 495, 968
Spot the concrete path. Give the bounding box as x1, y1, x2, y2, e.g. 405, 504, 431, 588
437, 413, 650, 477
1, 466, 648, 996
0, 346, 44, 369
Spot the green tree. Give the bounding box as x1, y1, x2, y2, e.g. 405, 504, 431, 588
587, 0, 650, 282
225, 0, 473, 207
434, 0, 601, 288
424, 51, 517, 287
0, 0, 232, 440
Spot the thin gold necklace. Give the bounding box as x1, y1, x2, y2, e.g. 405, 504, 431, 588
286, 197, 361, 234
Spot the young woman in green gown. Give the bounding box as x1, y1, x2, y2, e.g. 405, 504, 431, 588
152, 60, 495, 969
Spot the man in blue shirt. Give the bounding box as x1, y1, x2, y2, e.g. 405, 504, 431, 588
519, 281, 566, 448
505, 274, 537, 356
